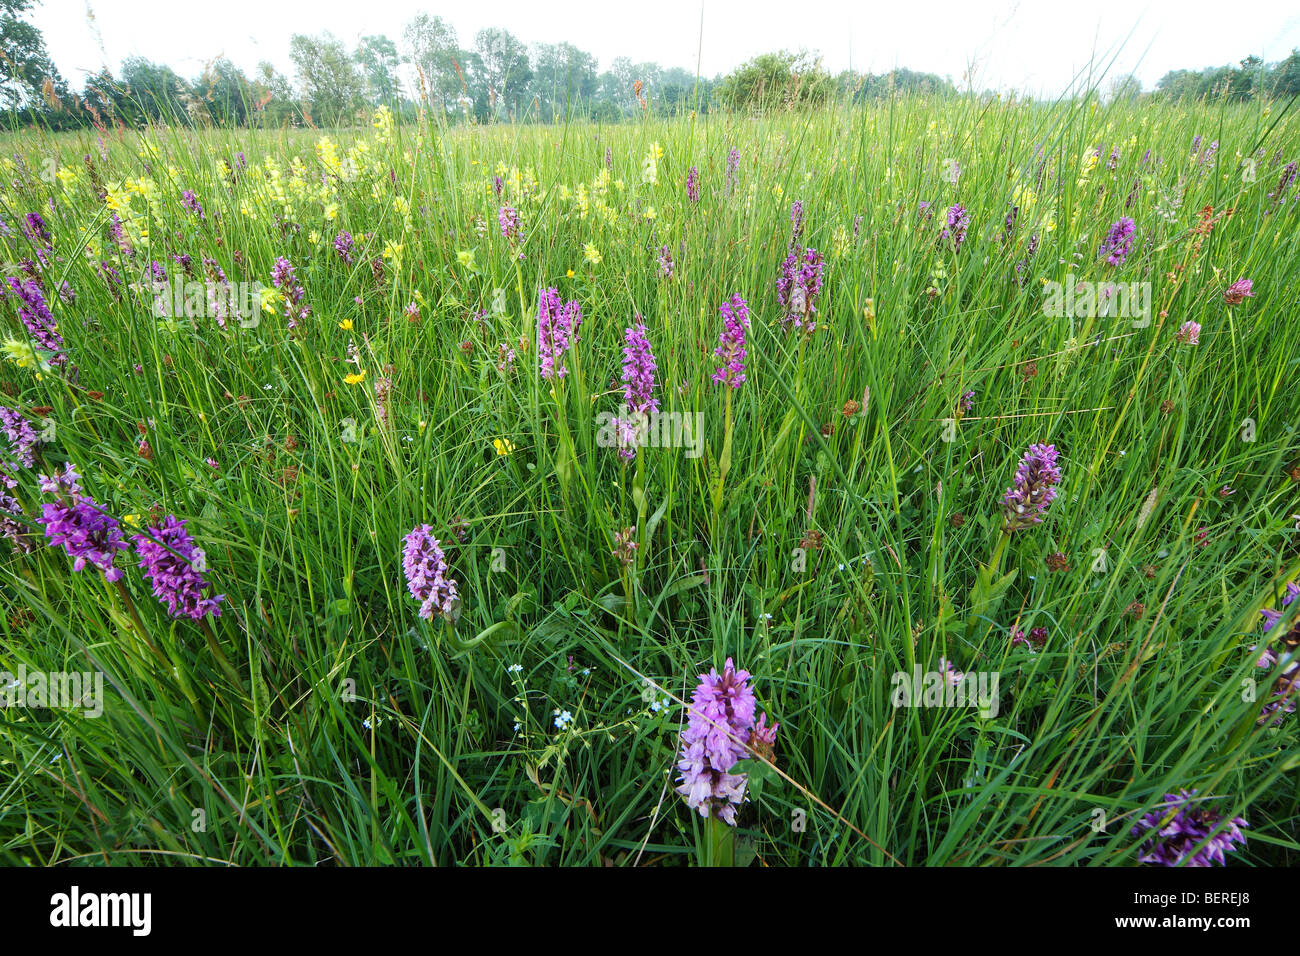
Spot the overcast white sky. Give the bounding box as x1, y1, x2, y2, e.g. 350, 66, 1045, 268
30, 0, 1300, 97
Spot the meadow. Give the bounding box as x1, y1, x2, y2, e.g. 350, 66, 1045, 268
0, 92, 1298, 866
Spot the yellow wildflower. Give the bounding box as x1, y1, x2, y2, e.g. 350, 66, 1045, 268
259, 286, 279, 314
2, 337, 52, 373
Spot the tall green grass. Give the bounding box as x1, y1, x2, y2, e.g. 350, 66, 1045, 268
0, 90, 1297, 865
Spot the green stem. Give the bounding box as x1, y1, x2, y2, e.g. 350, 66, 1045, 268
109, 579, 169, 669
703, 814, 735, 867
712, 387, 733, 520
201, 617, 246, 691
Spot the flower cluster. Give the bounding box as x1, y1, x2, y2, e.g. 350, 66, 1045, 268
1253, 581, 1299, 725
21, 211, 52, 268
498, 205, 521, 243
1011, 625, 1049, 651
1099, 216, 1136, 265
132, 515, 225, 620
0, 490, 33, 552
620, 321, 659, 414
537, 287, 582, 380
640, 142, 662, 185
656, 244, 674, 279
270, 256, 310, 330
1131, 790, 1248, 867
402, 524, 459, 621
495, 342, 516, 374
718, 149, 739, 197
374, 375, 392, 426
4, 278, 64, 366
1, 406, 38, 488
711, 294, 750, 388
1002, 443, 1062, 532
1176, 320, 1201, 345
686, 166, 700, 204
108, 212, 132, 257
1268, 161, 1297, 207
1001, 204, 1018, 241
776, 247, 825, 334
611, 526, 637, 566
676, 658, 778, 825
943, 203, 970, 252
333, 231, 354, 264
180, 189, 205, 219
1259, 581, 1300, 634
1223, 278, 1254, 306
36, 464, 128, 582
203, 256, 233, 328
22, 211, 51, 247
613, 320, 659, 460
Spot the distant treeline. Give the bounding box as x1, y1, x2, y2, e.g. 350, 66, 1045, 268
1152, 53, 1300, 101
3, 0, 1298, 131
7, 33, 959, 131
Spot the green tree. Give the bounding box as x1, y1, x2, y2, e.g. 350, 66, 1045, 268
119, 57, 187, 124
473, 27, 532, 120
289, 31, 365, 126
1269, 49, 1300, 97
0, 0, 66, 111
355, 35, 400, 106
402, 13, 463, 114
198, 58, 252, 126
1226, 55, 1262, 101
609, 56, 662, 113
530, 41, 597, 121
594, 69, 626, 118
718, 50, 831, 112
1107, 73, 1142, 104
250, 60, 299, 128
658, 67, 700, 115
1155, 69, 1201, 100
